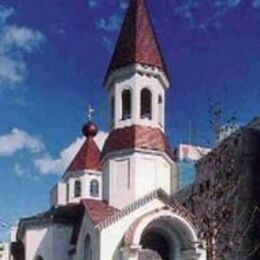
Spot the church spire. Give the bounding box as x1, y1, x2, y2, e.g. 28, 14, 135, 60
104, 0, 169, 84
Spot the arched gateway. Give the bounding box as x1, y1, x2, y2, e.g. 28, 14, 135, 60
121, 210, 206, 260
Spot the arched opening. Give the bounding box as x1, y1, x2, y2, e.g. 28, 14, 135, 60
129, 213, 202, 260
34, 256, 43, 260
74, 180, 81, 198
141, 88, 152, 119
84, 235, 92, 260
141, 230, 170, 260
90, 179, 99, 197
122, 89, 131, 120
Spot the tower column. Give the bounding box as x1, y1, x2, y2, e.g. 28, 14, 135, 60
115, 85, 122, 125
132, 85, 140, 123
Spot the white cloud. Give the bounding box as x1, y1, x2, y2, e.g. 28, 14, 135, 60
88, 0, 100, 9
174, 0, 258, 31
0, 128, 44, 156
14, 163, 26, 177
96, 14, 122, 32
34, 131, 108, 175
0, 5, 45, 87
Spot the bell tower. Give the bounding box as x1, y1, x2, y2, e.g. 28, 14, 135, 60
104, 0, 170, 132
102, 0, 178, 209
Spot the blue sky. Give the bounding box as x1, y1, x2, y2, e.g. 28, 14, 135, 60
0, 0, 259, 240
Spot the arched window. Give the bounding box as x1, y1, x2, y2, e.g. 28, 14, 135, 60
74, 180, 81, 198
158, 95, 163, 125
66, 182, 69, 201
35, 256, 43, 260
141, 88, 152, 119
110, 96, 115, 124
84, 235, 92, 260
122, 89, 131, 120
90, 180, 99, 197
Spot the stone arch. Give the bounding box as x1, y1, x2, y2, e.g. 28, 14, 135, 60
34, 256, 43, 260
123, 210, 206, 260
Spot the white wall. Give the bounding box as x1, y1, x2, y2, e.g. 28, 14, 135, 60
0, 243, 9, 260
99, 199, 164, 260
103, 150, 177, 209
65, 171, 102, 204
24, 224, 73, 260
50, 182, 66, 207
99, 199, 205, 260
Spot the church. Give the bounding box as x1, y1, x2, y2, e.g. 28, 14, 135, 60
10, 0, 218, 259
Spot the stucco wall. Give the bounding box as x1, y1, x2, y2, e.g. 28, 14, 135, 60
24, 224, 72, 260
100, 199, 165, 260
103, 150, 177, 209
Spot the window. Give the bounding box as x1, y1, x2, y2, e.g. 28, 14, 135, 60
110, 96, 115, 124
66, 183, 69, 201
141, 88, 152, 119
158, 95, 163, 125
122, 89, 131, 120
74, 180, 81, 198
84, 235, 92, 260
90, 180, 99, 197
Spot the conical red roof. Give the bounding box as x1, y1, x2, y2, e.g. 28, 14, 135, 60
66, 137, 101, 173
104, 0, 168, 83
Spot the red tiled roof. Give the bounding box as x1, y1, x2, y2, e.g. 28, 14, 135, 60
102, 125, 174, 160
104, 0, 169, 83
81, 199, 119, 225
66, 137, 101, 173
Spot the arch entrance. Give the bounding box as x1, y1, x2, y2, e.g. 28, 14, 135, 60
140, 229, 170, 260
122, 210, 206, 260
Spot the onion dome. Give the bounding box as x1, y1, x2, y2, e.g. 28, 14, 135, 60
65, 120, 101, 174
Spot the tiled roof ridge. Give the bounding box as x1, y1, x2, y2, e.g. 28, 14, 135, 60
65, 136, 102, 174
102, 125, 174, 160
96, 188, 197, 231
81, 199, 119, 226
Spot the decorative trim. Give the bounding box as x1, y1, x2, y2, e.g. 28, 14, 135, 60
96, 188, 198, 231
105, 64, 170, 91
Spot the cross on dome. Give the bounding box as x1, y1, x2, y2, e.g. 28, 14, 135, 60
87, 105, 95, 121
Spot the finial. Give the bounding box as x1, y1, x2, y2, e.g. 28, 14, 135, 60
82, 105, 98, 138
87, 105, 95, 121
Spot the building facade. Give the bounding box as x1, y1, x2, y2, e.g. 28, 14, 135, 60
11, 1, 206, 260
10, 0, 260, 260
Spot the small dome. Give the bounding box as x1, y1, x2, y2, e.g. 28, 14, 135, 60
82, 121, 98, 137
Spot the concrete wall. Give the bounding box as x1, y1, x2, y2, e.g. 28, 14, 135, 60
24, 224, 72, 260
103, 150, 177, 209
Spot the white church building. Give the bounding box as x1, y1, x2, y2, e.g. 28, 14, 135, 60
12, 0, 207, 259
